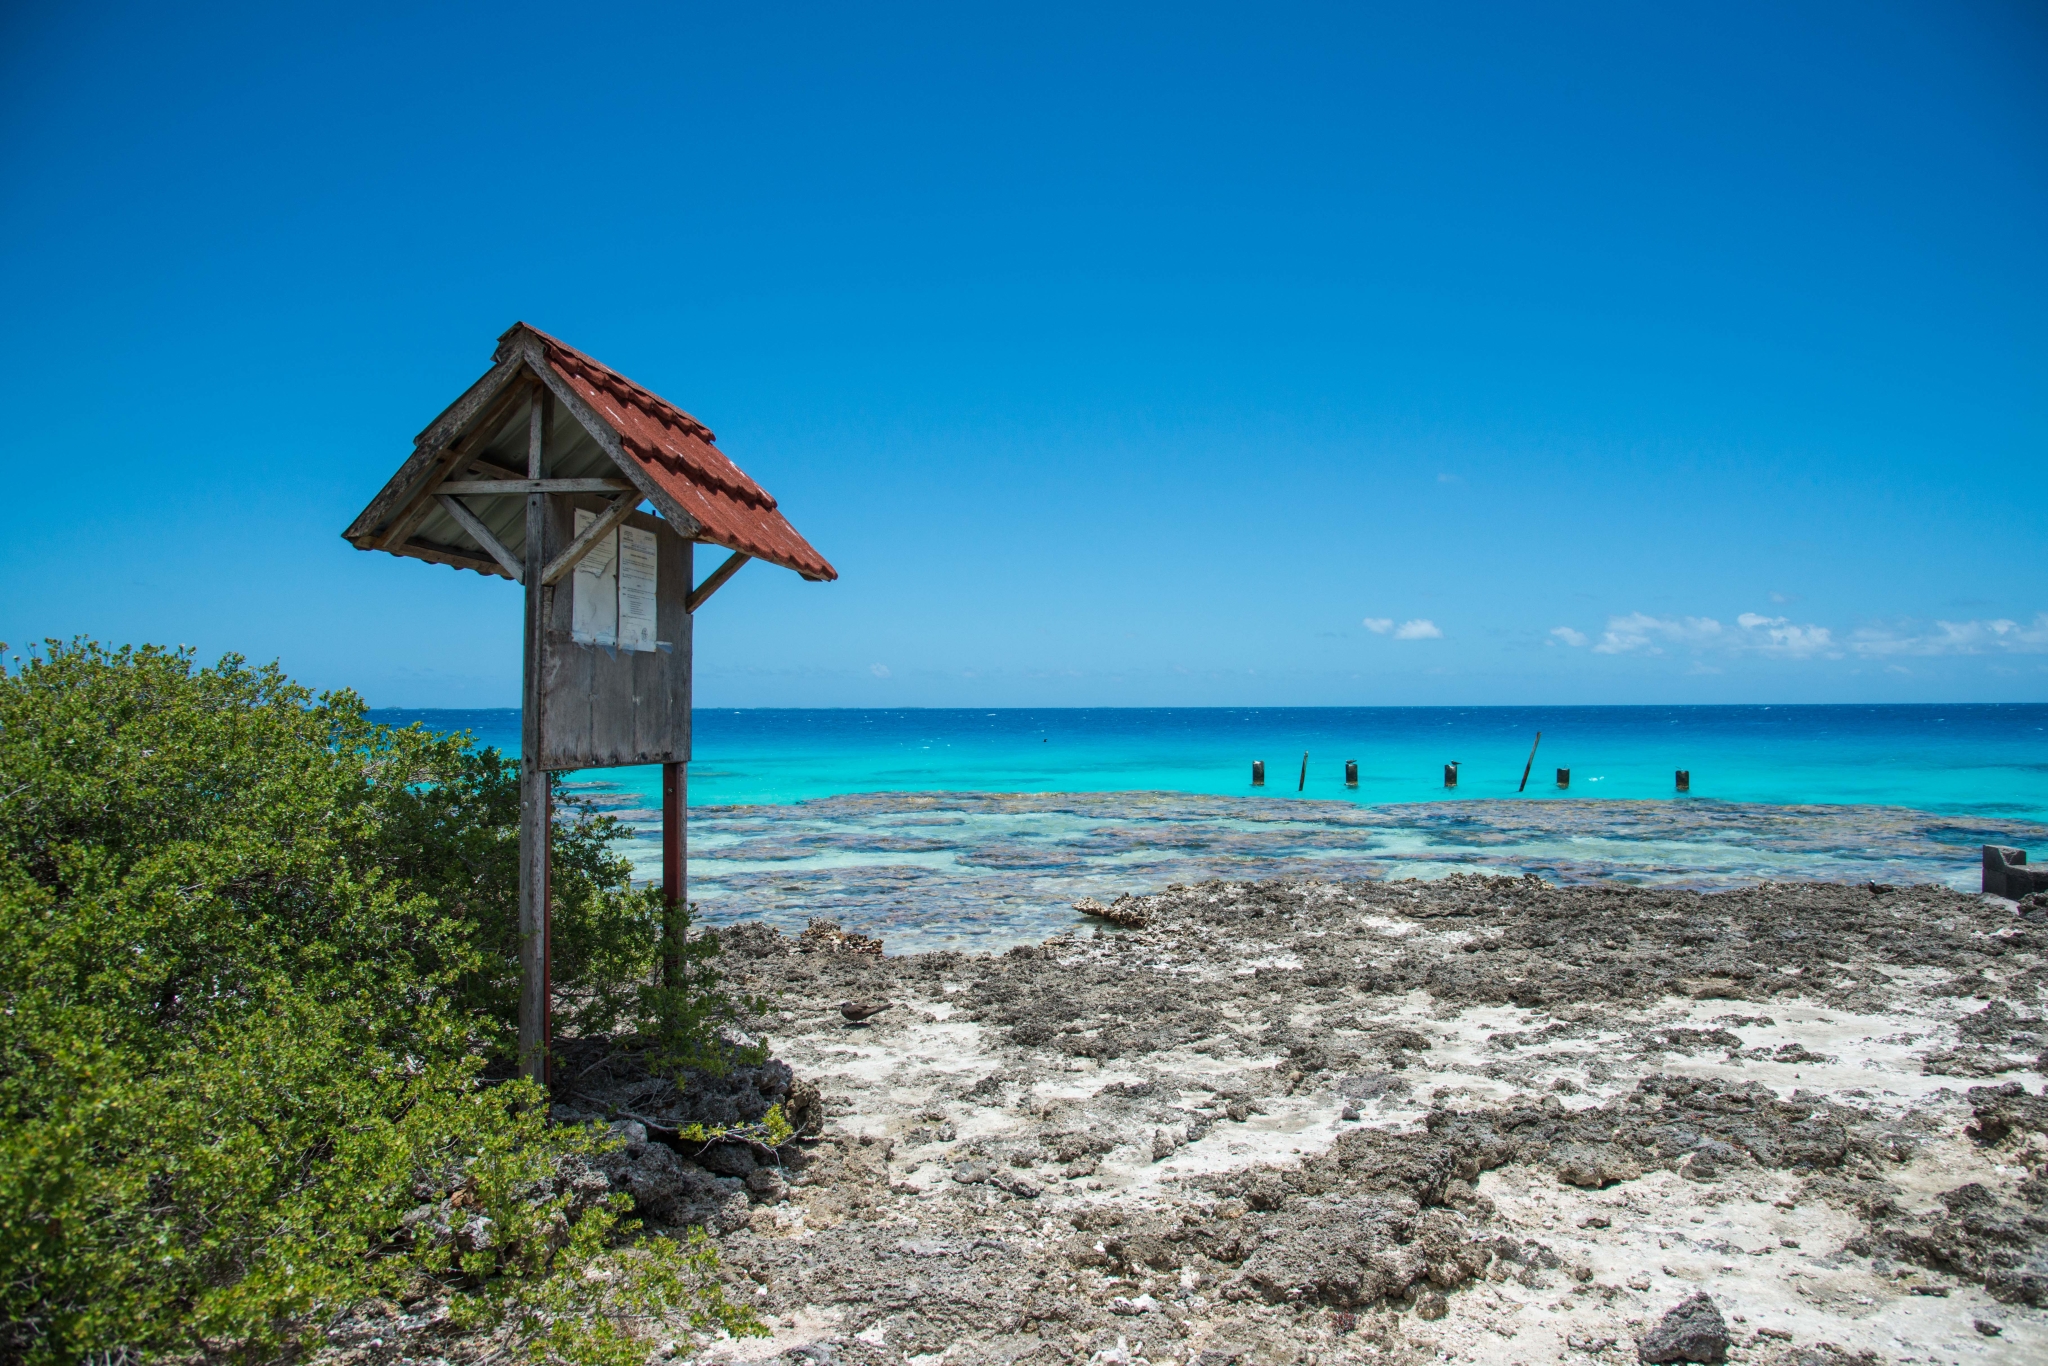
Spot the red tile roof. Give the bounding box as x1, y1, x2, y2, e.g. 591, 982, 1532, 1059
498, 323, 836, 582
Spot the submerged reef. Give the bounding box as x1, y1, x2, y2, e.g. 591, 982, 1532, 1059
586, 790, 2048, 954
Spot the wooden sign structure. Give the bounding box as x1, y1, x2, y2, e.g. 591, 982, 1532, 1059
344, 323, 836, 1083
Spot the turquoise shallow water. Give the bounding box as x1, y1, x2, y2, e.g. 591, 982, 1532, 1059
368, 704, 2048, 952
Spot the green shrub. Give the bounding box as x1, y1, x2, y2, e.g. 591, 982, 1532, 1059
0, 641, 760, 1363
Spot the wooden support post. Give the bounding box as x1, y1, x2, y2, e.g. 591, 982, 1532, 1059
1344, 760, 1358, 787
686, 550, 752, 613
518, 390, 552, 1087
1556, 767, 1570, 789
1675, 769, 1691, 793
1251, 760, 1265, 787
1297, 751, 1308, 793
662, 760, 686, 989
1517, 731, 1542, 793
1444, 762, 1459, 789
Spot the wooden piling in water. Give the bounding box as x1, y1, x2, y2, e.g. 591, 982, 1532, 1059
1444, 762, 1459, 789
1345, 760, 1358, 787
1556, 767, 1569, 788
1298, 751, 1308, 793
1676, 769, 1690, 793
1252, 760, 1265, 787
1517, 731, 1543, 793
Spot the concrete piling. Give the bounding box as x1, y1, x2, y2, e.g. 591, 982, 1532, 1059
1984, 845, 2048, 898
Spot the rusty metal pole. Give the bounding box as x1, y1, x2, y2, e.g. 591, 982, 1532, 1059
661, 760, 686, 990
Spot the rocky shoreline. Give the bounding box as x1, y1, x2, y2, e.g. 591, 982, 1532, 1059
335, 875, 2048, 1365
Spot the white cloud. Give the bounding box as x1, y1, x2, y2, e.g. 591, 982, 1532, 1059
1590, 610, 1839, 659
1592, 613, 1724, 655
1550, 626, 1588, 647
1735, 613, 1837, 658
1393, 619, 1442, 640
1850, 614, 2048, 658
870, 663, 891, 678
1362, 618, 1394, 634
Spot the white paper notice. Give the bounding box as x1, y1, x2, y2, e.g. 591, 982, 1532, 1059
617, 525, 658, 652
570, 508, 618, 647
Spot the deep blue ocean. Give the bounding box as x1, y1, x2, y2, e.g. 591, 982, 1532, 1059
369, 704, 2048, 952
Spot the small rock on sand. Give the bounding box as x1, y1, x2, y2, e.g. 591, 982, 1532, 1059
1637, 1292, 1730, 1364
1075, 895, 1150, 928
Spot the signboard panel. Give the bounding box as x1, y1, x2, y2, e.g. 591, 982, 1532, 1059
540, 498, 693, 770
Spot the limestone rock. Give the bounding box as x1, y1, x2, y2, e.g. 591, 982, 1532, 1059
1637, 1292, 1729, 1364
1553, 1142, 1643, 1188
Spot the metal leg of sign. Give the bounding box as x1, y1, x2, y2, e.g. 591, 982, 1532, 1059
662, 761, 686, 988
542, 782, 553, 1086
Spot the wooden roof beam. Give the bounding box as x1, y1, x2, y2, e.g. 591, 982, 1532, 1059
374, 377, 539, 549
345, 353, 530, 546
399, 535, 516, 580
436, 494, 524, 583
686, 550, 750, 613
438, 478, 634, 496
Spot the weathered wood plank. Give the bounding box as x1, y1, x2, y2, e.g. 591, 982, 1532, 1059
540, 492, 637, 586
536, 522, 691, 770
666, 533, 694, 764
685, 550, 750, 613
439, 478, 634, 496
399, 535, 516, 579
588, 654, 637, 767
517, 385, 553, 1086
436, 495, 525, 581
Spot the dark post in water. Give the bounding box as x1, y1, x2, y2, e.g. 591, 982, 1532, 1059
1676, 769, 1691, 793
1444, 762, 1459, 789
1345, 759, 1358, 787
1556, 767, 1570, 789
1252, 760, 1265, 787
1298, 751, 1308, 793
1517, 731, 1543, 793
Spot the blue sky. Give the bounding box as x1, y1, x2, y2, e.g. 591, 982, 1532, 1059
2, 2, 2044, 707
